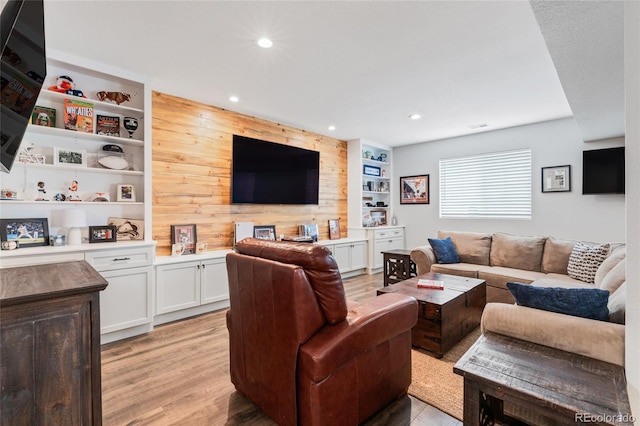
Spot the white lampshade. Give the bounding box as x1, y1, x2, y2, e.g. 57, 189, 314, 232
60, 209, 87, 245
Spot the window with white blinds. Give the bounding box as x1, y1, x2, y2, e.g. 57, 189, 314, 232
439, 149, 532, 219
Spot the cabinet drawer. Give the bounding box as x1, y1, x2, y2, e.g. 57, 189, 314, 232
374, 228, 404, 239
85, 246, 153, 272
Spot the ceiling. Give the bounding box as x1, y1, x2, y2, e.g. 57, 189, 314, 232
36, 0, 623, 147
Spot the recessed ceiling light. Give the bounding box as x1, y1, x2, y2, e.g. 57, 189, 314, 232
257, 38, 273, 48
229, 96, 239, 103
328, 125, 336, 131
409, 114, 422, 120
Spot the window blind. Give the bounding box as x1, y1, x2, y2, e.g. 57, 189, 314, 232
439, 149, 532, 219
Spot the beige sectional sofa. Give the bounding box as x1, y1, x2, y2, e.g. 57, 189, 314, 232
410, 230, 627, 365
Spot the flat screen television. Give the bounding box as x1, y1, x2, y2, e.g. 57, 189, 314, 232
1, 0, 47, 173
232, 135, 320, 205
582, 147, 625, 194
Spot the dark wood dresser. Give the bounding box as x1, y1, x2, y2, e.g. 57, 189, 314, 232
0, 260, 108, 425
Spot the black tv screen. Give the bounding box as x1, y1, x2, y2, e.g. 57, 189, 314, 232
582, 147, 625, 194
232, 135, 320, 205
1, 0, 47, 173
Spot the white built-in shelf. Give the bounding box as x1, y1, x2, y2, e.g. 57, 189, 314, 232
11, 162, 143, 176
38, 90, 144, 118
27, 123, 144, 146
0, 200, 143, 206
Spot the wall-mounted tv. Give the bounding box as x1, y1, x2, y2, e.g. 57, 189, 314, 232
232, 135, 320, 205
582, 146, 625, 195
1, 0, 47, 173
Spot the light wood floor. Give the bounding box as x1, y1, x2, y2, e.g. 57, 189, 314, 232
101, 273, 462, 426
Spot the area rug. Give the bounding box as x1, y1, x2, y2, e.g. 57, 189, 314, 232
408, 327, 481, 420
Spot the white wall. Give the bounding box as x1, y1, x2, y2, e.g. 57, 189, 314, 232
393, 117, 625, 249
624, 0, 639, 416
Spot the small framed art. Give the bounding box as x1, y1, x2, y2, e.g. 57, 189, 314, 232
542, 165, 571, 193
171, 224, 197, 254
328, 219, 341, 240
53, 147, 87, 167
0, 218, 50, 248
89, 225, 117, 243
400, 175, 430, 204
253, 225, 276, 241
117, 184, 136, 202
363, 165, 381, 177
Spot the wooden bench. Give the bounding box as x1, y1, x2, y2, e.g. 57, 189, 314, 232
454, 332, 633, 426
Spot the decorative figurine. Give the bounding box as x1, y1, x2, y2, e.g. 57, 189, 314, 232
48, 75, 85, 97
35, 181, 48, 201
97, 91, 131, 105
123, 117, 139, 138
67, 180, 81, 201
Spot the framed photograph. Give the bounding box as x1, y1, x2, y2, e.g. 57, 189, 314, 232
0, 218, 49, 248
363, 165, 381, 177
400, 175, 430, 204
53, 147, 87, 167
542, 165, 571, 193
107, 217, 144, 241
171, 224, 197, 254
253, 225, 276, 241
89, 225, 117, 243
328, 219, 341, 240
370, 210, 387, 226
117, 184, 136, 202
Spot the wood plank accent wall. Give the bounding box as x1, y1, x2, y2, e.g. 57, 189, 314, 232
152, 91, 348, 256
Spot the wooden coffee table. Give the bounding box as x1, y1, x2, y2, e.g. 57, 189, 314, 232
377, 272, 486, 357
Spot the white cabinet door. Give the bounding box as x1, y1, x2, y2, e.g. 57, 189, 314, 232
99, 266, 152, 334
156, 261, 200, 314
350, 241, 367, 270
333, 243, 351, 273
201, 258, 229, 305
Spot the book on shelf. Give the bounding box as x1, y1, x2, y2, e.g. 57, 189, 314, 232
31, 105, 56, 127
63, 98, 94, 133
96, 114, 120, 137
417, 279, 444, 290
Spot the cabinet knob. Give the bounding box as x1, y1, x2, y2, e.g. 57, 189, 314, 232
113, 257, 131, 262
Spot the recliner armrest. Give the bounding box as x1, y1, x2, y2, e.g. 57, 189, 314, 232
410, 245, 436, 274
481, 303, 625, 366
299, 293, 418, 382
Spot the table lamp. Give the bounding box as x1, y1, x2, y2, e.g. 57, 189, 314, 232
60, 208, 87, 245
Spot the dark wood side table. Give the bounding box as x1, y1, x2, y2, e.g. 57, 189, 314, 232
0, 260, 108, 426
382, 249, 417, 286
454, 332, 633, 426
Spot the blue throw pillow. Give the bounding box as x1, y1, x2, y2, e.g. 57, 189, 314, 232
506, 282, 609, 321
428, 236, 460, 264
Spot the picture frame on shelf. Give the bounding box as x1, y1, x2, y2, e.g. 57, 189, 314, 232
542, 165, 571, 193
171, 224, 197, 254
53, 147, 87, 167
363, 165, 381, 177
116, 184, 136, 202
370, 210, 387, 226
400, 175, 430, 205
253, 225, 276, 241
0, 218, 49, 248
299, 224, 319, 242
107, 217, 144, 241
89, 225, 117, 243
328, 219, 341, 240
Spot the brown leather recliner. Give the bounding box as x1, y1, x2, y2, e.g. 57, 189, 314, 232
226, 238, 418, 426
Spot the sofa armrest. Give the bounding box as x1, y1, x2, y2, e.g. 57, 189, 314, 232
299, 293, 418, 382
481, 303, 625, 366
410, 245, 436, 275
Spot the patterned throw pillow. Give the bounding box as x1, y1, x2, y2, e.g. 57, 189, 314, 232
567, 242, 611, 283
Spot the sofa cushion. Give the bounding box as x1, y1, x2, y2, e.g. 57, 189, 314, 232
489, 232, 546, 272
428, 236, 460, 264
541, 237, 576, 274
478, 267, 546, 290
598, 259, 626, 294
437, 230, 492, 265
531, 275, 596, 289
430, 262, 483, 278
506, 282, 610, 321
567, 242, 611, 284
595, 247, 626, 287
608, 282, 626, 324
